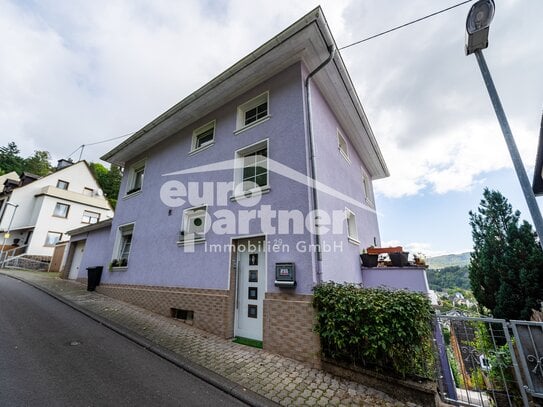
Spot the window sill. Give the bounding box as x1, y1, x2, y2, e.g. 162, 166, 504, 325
52, 215, 69, 219
110, 266, 128, 272
189, 142, 215, 156
348, 237, 360, 246
230, 186, 271, 202
234, 115, 271, 135
177, 238, 206, 247
123, 190, 142, 200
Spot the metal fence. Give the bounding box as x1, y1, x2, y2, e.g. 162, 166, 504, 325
434, 314, 533, 406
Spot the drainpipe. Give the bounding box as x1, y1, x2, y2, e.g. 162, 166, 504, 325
304, 44, 336, 284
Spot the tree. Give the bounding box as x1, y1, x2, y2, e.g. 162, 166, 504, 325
89, 162, 122, 208
24, 150, 52, 176
0, 142, 24, 174
469, 188, 543, 320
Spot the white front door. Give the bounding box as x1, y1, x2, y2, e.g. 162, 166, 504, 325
68, 241, 85, 280
234, 239, 266, 341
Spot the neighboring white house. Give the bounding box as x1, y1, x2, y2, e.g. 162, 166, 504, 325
0, 161, 113, 257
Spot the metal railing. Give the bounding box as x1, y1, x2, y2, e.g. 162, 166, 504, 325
0, 245, 28, 267
435, 314, 529, 406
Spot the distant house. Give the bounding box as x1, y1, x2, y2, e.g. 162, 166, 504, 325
0, 161, 113, 260
63, 7, 391, 364
0, 172, 20, 195
532, 112, 543, 195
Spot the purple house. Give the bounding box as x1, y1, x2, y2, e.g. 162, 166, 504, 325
64, 8, 391, 364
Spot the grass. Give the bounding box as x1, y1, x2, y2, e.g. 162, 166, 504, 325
233, 336, 263, 349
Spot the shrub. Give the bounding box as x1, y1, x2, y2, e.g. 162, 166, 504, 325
313, 282, 435, 379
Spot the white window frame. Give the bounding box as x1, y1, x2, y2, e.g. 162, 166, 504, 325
82, 210, 100, 224
179, 205, 208, 245
337, 130, 350, 163
232, 139, 270, 201
56, 180, 69, 190
345, 208, 359, 245
235, 92, 270, 133
45, 231, 62, 247
112, 222, 135, 268
53, 202, 70, 218
362, 169, 374, 206
190, 120, 216, 154
125, 159, 146, 197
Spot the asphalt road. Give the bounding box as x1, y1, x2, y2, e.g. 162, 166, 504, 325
0, 275, 246, 407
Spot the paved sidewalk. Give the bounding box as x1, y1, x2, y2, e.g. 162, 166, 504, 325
1, 270, 418, 407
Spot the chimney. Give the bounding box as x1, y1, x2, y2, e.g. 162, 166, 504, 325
56, 158, 73, 170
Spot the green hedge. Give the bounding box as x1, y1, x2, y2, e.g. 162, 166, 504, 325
313, 283, 435, 379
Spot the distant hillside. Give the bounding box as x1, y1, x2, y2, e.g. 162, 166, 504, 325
427, 266, 471, 291
427, 252, 470, 269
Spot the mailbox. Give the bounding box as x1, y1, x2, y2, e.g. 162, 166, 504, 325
275, 263, 296, 288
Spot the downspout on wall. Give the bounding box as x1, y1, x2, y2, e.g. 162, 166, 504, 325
304, 44, 336, 285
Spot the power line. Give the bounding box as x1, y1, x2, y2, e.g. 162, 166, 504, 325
66, 145, 83, 160
84, 132, 134, 147
339, 0, 474, 51
66, 131, 134, 161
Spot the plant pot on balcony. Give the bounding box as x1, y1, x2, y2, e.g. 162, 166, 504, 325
389, 252, 409, 267
360, 253, 379, 268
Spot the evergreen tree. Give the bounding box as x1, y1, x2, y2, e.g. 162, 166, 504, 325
469, 188, 543, 319
0, 142, 24, 174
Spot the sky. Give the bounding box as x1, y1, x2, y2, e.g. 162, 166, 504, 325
1, 0, 542, 256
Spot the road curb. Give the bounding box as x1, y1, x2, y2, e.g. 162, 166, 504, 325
0, 272, 278, 407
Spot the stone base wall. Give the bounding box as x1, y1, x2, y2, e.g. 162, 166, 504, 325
82, 280, 321, 366
263, 293, 321, 367
96, 284, 232, 338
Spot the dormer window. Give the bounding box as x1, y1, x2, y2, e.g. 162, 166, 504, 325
236, 92, 269, 132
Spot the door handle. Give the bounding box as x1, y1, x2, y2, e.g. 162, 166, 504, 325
235, 260, 240, 309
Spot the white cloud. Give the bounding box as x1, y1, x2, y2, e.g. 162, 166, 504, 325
0, 0, 541, 200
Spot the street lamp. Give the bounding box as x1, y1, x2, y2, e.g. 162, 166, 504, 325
465, 0, 543, 249
0, 202, 19, 267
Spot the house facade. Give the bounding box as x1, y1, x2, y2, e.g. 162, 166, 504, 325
0, 161, 113, 258
65, 8, 389, 363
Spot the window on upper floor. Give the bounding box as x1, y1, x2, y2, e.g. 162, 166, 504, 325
45, 231, 62, 247
191, 121, 215, 153
362, 171, 373, 205
236, 92, 269, 131
53, 202, 70, 218
337, 131, 350, 163
82, 210, 100, 224
56, 180, 69, 190
234, 140, 269, 196
112, 223, 134, 267
83, 187, 94, 196
126, 160, 145, 196
179, 206, 207, 244
345, 208, 359, 245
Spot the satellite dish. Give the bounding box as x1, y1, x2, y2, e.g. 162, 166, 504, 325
95, 189, 104, 197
